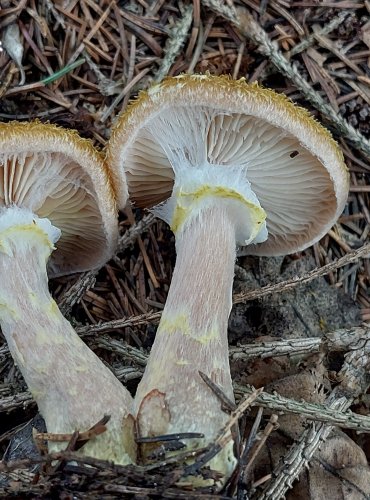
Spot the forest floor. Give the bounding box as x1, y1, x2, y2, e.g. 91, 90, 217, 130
0, 0, 369, 498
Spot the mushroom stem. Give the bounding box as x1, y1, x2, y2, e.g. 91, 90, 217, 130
135, 204, 237, 482
0, 208, 136, 464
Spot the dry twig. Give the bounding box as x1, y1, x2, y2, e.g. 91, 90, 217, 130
259, 328, 370, 498
202, 0, 370, 162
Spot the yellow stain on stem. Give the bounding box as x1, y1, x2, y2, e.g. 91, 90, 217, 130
0, 302, 18, 318
171, 184, 266, 237
48, 300, 60, 318
28, 292, 60, 314
158, 313, 191, 336
35, 329, 55, 346
159, 312, 220, 345
0, 224, 55, 256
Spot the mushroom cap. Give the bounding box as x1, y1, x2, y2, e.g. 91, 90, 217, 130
0, 121, 119, 276
107, 74, 349, 256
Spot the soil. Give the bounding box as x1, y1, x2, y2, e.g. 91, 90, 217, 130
230, 254, 361, 344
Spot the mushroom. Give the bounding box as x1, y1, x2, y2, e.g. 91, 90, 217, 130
106, 74, 349, 483
0, 122, 135, 464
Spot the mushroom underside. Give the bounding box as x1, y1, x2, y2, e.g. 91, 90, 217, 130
124, 106, 336, 255
0, 151, 109, 274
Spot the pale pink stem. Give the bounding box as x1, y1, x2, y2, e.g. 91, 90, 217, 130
134, 205, 237, 480
0, 227, 136, 464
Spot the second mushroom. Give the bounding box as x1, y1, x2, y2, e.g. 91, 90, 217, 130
107, 75, 349, 484
0, 122, 136, 464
